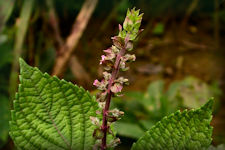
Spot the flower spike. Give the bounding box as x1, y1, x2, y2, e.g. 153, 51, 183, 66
91, 8, 143, 150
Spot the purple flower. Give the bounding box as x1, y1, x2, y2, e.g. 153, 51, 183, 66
110, 83, 123, 93
103, 48, 112, 54
100, 55, 106, 64
119, 24, 122, 32
93, 79, 100, 86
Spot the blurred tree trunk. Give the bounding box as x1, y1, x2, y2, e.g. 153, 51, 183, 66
52, 0, 98, 77
69, 55, 91, 86
46, 0, 64, 51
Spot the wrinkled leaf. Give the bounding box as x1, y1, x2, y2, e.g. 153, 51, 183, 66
131, 99, 213, 150
10, 59, 100, 150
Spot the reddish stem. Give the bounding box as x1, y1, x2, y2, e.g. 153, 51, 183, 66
101, 48, 126, 150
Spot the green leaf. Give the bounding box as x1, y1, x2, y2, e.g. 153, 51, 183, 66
9, 58, 100, 150
131, 99, 213, 150
114, 122, 145, 139
167, 76, 221, 109
142, 80, 165, 113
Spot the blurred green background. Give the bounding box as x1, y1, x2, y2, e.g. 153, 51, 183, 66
0, 0, 225, 149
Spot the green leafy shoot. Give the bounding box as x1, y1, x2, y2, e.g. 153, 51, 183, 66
119, 8, 143, 40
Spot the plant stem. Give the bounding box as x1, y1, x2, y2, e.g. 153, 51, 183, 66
9, 0, 34, 106
101, 47, 126, 150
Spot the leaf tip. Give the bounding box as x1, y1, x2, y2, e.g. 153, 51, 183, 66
19, 58, 33, 75
19, 57, 25, 67
202, 98, 214, 111
19, 58, 28, 70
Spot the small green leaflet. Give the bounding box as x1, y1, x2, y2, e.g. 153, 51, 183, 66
9, 58, 100, 150
131, 99, 213, 150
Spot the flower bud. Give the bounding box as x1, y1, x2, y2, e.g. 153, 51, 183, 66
103, 62, 113, 71
103, 72, 111, 80
118, 24, 122, 32
112, 36, 124, 50
96, 91, 107, 102
96, 110, 101, 115
98, 102, 105, 108
107, 53, 116, 61
103, 48, 112, 54
124, 34, 130, 44
120, 8, 143, 41
119, 60, 125, 69
107, 116, 118, 122
108, 138, 121, 148
115, 77, 129, 84
109, 108, 124, 118
123, 54, 136, 62
93, 79, 101, 87
119, 60, 129, 71
103, 66, 112, 71
100, 55, 106, 64
94, 80, 108, 91
90, 116, 100, 126
112, 45, 119, 53
126, 41, 133, 51
93, 128, 104, 139
107, 127, 114, 135
110, 83, 123, 93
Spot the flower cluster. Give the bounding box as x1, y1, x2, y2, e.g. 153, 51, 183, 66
90, 8, 143, 150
